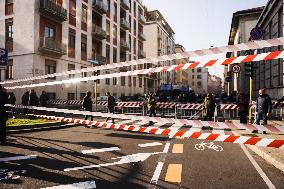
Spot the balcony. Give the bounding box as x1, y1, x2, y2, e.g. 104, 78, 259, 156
138, 49, 146, 58
138, 32, 146, 41
121, 0, 130, 10
39, 0, 67, 22
120, 18, 130, 30
120, 39, 130, 51
39, 37, 67, 57
139, 14, 146, 24
93, 0, 108, 14
92, 54, 107, 64
92, 25, 107, 40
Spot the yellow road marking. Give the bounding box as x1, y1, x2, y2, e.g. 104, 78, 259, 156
165, 164, 182, 183
172, 144, 183, 153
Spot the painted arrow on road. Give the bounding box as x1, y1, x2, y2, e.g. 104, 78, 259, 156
64, 152, 164, 172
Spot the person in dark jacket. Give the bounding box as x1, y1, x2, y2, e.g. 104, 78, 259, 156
237, 92, 249, 124
40, 91, 49, 107
0, 85, 8, 145
22, 91, 29, 106
82, 91, 93, 127
255, 89, 272, 126
8, 92, 16, 118
29, 89, 39, 106
106, 92, 116, 124
202, 93, 215, 121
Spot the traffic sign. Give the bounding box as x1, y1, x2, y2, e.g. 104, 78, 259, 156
250, 27, 263, 40
232, 64, 241, 73
225, 76, 232, 83
0, 48, 8, 69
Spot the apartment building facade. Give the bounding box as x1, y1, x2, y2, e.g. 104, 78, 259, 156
224, 7, 264, 95
188, 68, 208, 94
175, 44, 190, 86
0, 0, 146, 101
144, 10, 175, 93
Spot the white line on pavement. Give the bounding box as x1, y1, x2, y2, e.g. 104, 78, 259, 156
0, 155, 37, 162
150, 142, 171, 186
41, 180, 96, 189
138, 142, 163, 148
82, 147, 120, 154
232, 131, 276, 189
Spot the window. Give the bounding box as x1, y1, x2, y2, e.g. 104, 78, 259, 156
197, 81, 202, 87
106, 20, 110, 42
5, 21, 13, 41
128, 76, 132, 87
133, 77, 136, 87
68, 93, 75, 100
68, 64, 75, 78
106, 45, 110, 63
113, 48, 117, 63
69, 0, 76, 16
192, 75, 194, 79
192, 69, 195, 73
113, 3, 117, 21
81, 66, 87, 78
197, 75, 202, 79
81, 35, 87, 52
121, 76, 125, 86
113, 77, 117, 85
44, 25, 55, 39
139, 78, 142, 88
45, 59, 56, 80
197, 68, 201, 72
81, 6, 87, 24
69, 30, 76, 48
106, 71, 110, 85
113, 25, 117, 45
192, 81, 194, 86
6, 0, 13, 5
5, 59, 13, 79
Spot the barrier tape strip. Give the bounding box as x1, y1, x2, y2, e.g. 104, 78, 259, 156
9, 105, 284, 134
1, 37, 283, 85
6, 50, 284, 90
29, 114, 284, 149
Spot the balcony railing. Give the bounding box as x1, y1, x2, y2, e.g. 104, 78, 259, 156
138, 32, 146, 41
91, 54, 107, 64
121, 0, 130, 10
39, 0, 67, 22
93, 0, 108, 14
138, 49, 146, 58
92, 25, 107, 40
39, 37, 67, 57
120, 39, 130, 51
139, 14, 146, 24
120, 18, 130, 30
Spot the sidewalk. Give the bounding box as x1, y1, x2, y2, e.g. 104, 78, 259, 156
233, 120, 284, 173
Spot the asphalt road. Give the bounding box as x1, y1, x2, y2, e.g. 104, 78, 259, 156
0, 124, 284, 189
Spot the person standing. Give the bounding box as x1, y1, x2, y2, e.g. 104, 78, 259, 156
22, 91, 29, 106
105, 92, 116, 124
82, 91, 93, 128
29, 89, 39, 106
147, 92, 156, 125
0, 85, 8, 145
255, 89, 272, 129
40, 91, 49, 107
237, 92, 249, 124
202, 93, 215, 121
8, 92, 16, 119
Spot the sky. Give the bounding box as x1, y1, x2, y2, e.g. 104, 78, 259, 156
143, 0, 268, 78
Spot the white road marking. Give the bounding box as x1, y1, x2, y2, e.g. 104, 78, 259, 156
82, 147, 120, 154
41, 180, 96, 189
232, 132, 276, 189
150, 142, 171, 185
65, 152, 164, 172
138, 142, 163, 148
0, 155, 37, 162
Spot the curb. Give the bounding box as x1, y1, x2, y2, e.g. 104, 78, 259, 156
7, 121, 63, 130
246, 145, 284, 173
7, 123, 81, 134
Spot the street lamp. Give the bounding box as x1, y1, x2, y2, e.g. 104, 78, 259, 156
88, 59, 101, 112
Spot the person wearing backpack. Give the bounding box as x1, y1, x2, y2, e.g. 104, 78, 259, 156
106, 92, 116, 124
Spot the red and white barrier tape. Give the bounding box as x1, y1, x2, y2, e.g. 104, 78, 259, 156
10, 105, 284, 134
5, 50, 284, 90
1, 37, 283, 85
29, 114, 284, 149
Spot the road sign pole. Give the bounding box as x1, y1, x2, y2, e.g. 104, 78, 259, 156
249, 77, 253, 123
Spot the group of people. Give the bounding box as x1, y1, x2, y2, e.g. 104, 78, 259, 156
21, 90, 49, 107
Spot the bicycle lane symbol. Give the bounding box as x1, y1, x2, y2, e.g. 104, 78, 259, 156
195, 142, 224, 152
